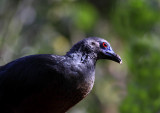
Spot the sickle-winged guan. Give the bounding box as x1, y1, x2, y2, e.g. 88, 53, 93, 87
0, 37, 122, 113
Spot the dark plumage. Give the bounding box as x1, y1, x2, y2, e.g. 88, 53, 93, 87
0, 37, 122, 113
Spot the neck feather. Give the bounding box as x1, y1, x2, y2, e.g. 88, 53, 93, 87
66, 51, 97, 66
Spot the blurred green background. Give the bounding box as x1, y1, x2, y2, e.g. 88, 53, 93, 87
0, 0, 160, 113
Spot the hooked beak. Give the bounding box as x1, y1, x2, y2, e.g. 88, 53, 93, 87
106, 52, 122, 64
102, 47, 122, 64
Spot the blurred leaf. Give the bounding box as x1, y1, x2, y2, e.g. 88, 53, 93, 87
52, 36, 70, 55
73, 3, 98, 31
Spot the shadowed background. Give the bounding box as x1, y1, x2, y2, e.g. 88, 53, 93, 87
0, 0, 160, 113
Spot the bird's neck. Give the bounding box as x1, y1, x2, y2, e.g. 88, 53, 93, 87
65, 51, 96, 93
66, 51, 97, 66
66, 40, 98, 65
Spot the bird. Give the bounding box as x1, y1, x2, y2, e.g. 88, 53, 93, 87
0, 37, 122, 113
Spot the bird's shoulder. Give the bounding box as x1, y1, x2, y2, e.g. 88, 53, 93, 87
0, 54, 67, 91
0, 54, 63, 70
0, 54, 67, 83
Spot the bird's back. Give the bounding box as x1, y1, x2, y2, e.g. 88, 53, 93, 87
0, 54, 95, 113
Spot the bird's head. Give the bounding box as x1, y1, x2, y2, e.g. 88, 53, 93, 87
67, 37, 122, 64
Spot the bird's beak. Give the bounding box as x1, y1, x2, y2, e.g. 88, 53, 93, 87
106, 52, 122, 64
103, 48, 122, 64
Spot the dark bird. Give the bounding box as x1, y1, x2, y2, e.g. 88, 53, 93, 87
0, 37, 122, 113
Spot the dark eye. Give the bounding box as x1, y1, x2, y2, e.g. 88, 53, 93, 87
102, 42, 107, 48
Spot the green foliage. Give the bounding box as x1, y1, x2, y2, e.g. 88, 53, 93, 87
73, 3, 98, 31
111, 0, 160, 113
121, 37, 160, 113
110, 0, 160, 38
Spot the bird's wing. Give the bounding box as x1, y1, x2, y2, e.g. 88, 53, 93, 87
0, 54, 65, 106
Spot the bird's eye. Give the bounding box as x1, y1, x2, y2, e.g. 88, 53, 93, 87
102, 42, 107, 48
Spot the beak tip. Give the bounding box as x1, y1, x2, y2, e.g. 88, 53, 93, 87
119, 60, 122, 64
116, 54, 122, 64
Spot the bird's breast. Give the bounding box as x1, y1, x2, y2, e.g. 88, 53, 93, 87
14, 70, 95, 113
65, 63, 95, 97
76, 72, 95, 97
